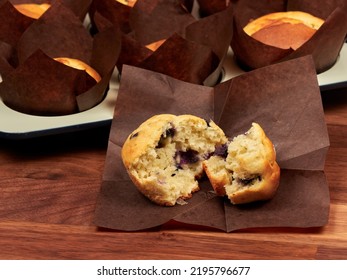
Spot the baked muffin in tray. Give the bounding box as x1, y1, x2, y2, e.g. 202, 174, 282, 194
90, 0, 233, 86
230, 0, 347, 73
0, 0, 120, 116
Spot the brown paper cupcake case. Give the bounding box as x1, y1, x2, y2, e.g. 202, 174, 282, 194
0, 0, 91, 21
0, 1, 120, 116
94, 55, 330, 232
230, 0, 347, 73
197, 0, 230, 17
0, 0, 90, 49
91, 0, 234, 86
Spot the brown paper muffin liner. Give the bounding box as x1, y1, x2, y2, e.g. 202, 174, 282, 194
0, 41, 16, 78
94, 55, 330, 232
230, 0, 347, 73
93, 1, 233, 86
197, 0, 230, 17
0, 1, 121, 116
90, 0, 195, 41
89, 0, 133, 34
15, 1, 94, 64
3, 0, 91, 20
0, 1, 35, 47
0, 0, 93, 73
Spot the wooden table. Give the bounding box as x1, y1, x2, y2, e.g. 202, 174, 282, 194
0, 87, 347, 260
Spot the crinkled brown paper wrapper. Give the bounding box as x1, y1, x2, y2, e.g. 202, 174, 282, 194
0, 0, 92, 77
0, 0, 90, 47
94, 55, 330, 232
91, 0, 233, 86
197, 0, 230, 17
5, 0, 91, 20
0, 1, 121, 116
230, 0, 347, 73
90, 0, 196, 39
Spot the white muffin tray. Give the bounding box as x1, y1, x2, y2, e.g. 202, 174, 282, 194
0, 44, 346, 139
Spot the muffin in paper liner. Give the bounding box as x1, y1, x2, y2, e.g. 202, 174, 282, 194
94, 55, 330, 232
4, 0, 91, 20
0, 0, 91, 47
0, 1, 121, 116
90, 0, 196, 40
230, 0, 347, 73
89, 0, 133, 34
0, 0, 94, 77
0, 1, 34, 47
91, 0, 233, 86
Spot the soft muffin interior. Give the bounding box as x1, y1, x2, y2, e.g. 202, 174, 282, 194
225, 125, 266, 194
204, 123, 276, 199
131, 118, 227, 205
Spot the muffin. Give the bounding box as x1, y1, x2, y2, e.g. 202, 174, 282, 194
54, 57, 101, 82
116, 0, 137, 7
203, 123, 280, 204
230, 0, 347, 72
121, 114, 228, 206
243, 11, 324, 50
145, 39, 166, 51
14, 3, 51, 19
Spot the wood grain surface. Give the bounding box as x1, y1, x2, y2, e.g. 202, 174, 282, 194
1, 88, 347, 260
